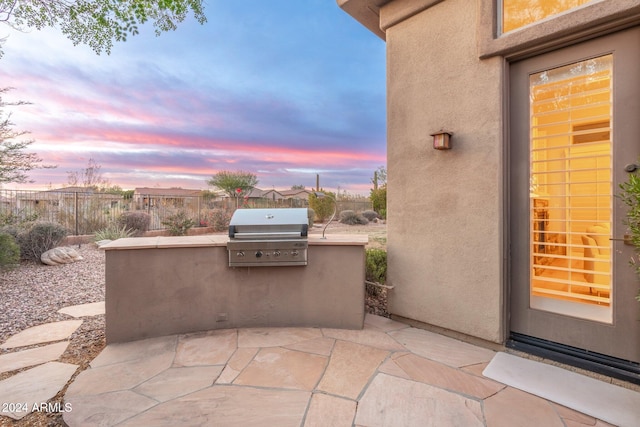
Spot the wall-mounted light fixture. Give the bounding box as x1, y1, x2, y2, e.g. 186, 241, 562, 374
431, 130, 453, 150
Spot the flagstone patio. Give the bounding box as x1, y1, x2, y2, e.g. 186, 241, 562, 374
61, 315, 635, 426
1, 305, 638, 426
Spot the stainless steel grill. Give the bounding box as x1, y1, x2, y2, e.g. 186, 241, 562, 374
227, 208, 309, 267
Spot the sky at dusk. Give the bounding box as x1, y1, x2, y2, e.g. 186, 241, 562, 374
0, 1, 386, 195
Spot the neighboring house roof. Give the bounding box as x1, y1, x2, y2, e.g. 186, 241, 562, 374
242, 188, 311, 200
243, 188, 269, 198
279, 189, 312, 198
134, 187, 202, 197
261, 189, 285, 200
43, 186, 96, 194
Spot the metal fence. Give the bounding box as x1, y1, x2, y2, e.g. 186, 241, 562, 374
0, 189, 373, 235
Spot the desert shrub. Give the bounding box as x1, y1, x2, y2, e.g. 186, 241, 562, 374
0, 224, 22, 240
309, 191, 335, 222
339, 210, 369, 225
361, 210, 379, 221
307, 208, 315, 228
366, 248, 387, 296
162, 211, 196, 236
118, 211, 151, 236
94, 223, 134, 242
0, 232, 20, 269
203, 209, 231, 232
56, 198, 112, 234
0, 209, 39, 226
15, 221, 68, 261
370, 186, 387, 218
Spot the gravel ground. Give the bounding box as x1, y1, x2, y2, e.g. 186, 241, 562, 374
0, 225, 388, 426
0, 245, 106, 427
0, 245, 105, 344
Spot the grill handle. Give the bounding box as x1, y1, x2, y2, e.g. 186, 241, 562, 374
230, 232, 306, 240
229, 225, 236, 238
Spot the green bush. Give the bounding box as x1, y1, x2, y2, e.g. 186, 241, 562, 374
370, 187, 387, 218
118, 211, 151, 236
94, 223, 134, 242
366, 248, 387, 297
339, 210, 369, 225
366, 248, 387, 284
361, 210, 379, 221
309, 191, 336, 222
162, 211, 196, 236
15, 222, 68, 262
0, 232, 20, 269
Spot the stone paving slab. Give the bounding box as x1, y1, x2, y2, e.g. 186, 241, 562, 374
0, 341, 69, 375
392, 352, 505, 399
305, 393, 356, 427
57, 301, 105, 318
238, 327, 322, 348
216, 347, 258, 384
355, 373, 485, 427
89, 335, 177, 368
316, 340, 388, 399
173, 329, 236, 367
388, 327, 496, 367
1, 320, 83, 349
234, 347, 327, 391
133, 365, 223, 402
0, 361, 78, 420
66, 350, 175, 397
118, 386, 310, 427
64, 390, 158, 427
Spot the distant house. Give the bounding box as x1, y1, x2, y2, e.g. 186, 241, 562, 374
242, 188, 275, 200
242, 188, 312, 202
133, 187, 203, 209
280, 188, 312, 200
16, 186, 118, 211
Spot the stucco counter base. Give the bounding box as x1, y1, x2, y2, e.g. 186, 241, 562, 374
102, 234, 367, 343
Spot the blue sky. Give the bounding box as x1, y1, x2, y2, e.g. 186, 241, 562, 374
0, 0, 386, 194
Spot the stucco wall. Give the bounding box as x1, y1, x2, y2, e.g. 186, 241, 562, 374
104, 235, 366, 343
383, 0, 504, 343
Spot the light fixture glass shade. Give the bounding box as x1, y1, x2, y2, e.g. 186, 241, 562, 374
431, 131, 452, 150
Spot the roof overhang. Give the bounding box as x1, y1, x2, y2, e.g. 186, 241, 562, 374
337, 0, 388, 40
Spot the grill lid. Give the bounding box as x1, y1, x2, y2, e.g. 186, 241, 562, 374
228, 208, 309, 240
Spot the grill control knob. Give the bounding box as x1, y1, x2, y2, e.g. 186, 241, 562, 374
291, 250, 299, 257
236, 251, 245, 257
273, 250, 281, 257
255, 251, 263, 258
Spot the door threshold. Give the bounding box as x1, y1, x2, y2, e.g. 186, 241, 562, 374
507, 332, 640, 386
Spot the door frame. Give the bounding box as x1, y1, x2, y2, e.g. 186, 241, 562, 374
505, 26, 640, 385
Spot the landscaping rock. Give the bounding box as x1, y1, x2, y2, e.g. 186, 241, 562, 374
41, 246, 84, 266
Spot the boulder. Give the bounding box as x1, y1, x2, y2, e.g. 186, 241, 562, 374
41, 247, 83, 266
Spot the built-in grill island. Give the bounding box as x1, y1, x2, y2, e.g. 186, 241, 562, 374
102, 208, 368, 344
227, 208, 309, 267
